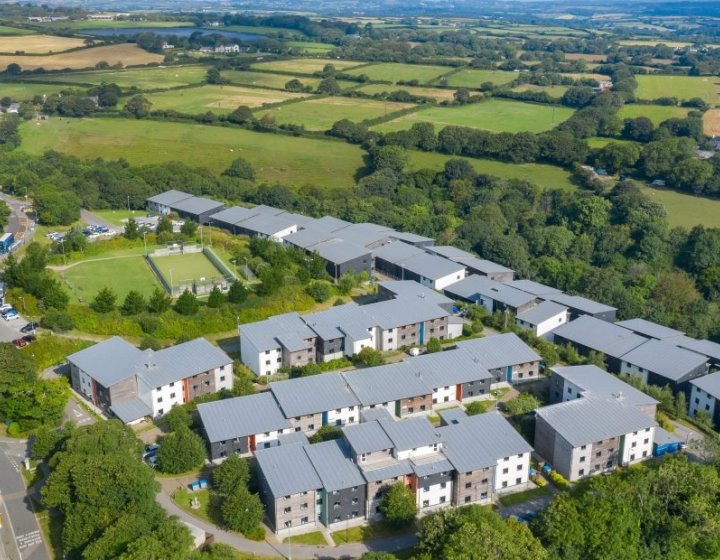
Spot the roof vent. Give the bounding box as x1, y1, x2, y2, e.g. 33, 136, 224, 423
614, 391, 624, 401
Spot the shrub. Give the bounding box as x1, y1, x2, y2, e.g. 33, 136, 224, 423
548, 470, 570, 490
174, 289, 199, 315
306, 281, 332, 303
503, 393, 541, 416
426, 337, 442, 353
41, 308, 75, 332
465, 400, 492, 415
221, 487, 263, 535
380, 483, 417, 527
535, 477, 547, 488
353, 347, 386, 367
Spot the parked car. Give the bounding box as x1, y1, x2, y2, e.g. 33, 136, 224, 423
3, 310, 18, 320
20, 322, 38, 333
22, 335, 36, 344
0, 303, 13, 313
143, 444, 159, 459
12, 338, 27, 348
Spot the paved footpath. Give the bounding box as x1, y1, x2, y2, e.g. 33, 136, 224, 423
156, 492, 417, 559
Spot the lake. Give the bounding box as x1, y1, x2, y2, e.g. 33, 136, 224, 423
84, 27, 264, 41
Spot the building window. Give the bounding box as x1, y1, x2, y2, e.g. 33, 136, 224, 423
308, 424, 314, 430
440, 482, 447, 489
515, 477, 522, 484
579, 456, 586, 463
158, 408, 164, 415
643, 438, 649, 445
301, 516, 309, 524
630, 454, 636, 461
284, 507, 292, 513
170, 393, 176, 399
220, 376, 226, 382
502, 481, 508, 488
517, 464, 523, 471
481, 478, 488, 484
465, 482, 472, 489
465, 496, 471, 503
440, 496, 446, 503
596, 451, 602, 458
502, 468, 509, 474
578, 469, 585, 477
284, 521, 292, 528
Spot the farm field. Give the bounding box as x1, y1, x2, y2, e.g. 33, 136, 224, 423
222, 24, 306, 37
258, 96, 415, 130
703, 108, 720, 136
0, 34, 86, 53
251, 58, 363, 74
38, 20, 195, 30
408, 150, 575, 190
635, 75, 720, 103
511, 83, 568, 97
0, 44, 163, 70
344, 62, 451, 83
0, 81, 82, 100
564, 53, 607, 62
27, 65, 209, 89
357, 83, 457, 101
372, 99, 574, 134
441, 68, 517, 88
286, 41, 333, 53
617, 104, 690, 125
222, 69, 321, 90
638, 185, 720, 229
136, 85, 310, 113
152, 252, 223, 286
0, 25, 33, 35
19, 118, 366, 189
564, 72, 610, 82
587, 137, 637, 148
58, 254, 159, 303
618, 39, 691, 48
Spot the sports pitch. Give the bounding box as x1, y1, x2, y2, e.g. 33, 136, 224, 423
0, 44, 163, 71
151, 252, 228, 287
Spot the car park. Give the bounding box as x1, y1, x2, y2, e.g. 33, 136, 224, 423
2, 309, 18, 320
20, 322, 38, 333
0, 303, 13, 313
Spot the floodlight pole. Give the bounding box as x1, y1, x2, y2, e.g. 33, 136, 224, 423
143, 231, 147, 256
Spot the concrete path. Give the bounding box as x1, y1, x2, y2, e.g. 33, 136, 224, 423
156, 491, 417, 559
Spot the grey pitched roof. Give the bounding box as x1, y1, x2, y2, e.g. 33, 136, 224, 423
507, 279, 562, 297
616, 318, 685, 341
235, 212, 310, 236
372, 241, 426, 263
360, 407, 395, 423
276, 332, 308, 353
343, 421, 394, 454
271, 372, 359, 417
277, 431, 310, 446
256, 444, 322, 497
304, 440, 366, 492
456, 256, 513, 276
344, 362, 430, 405
147, 189, 194, 207
314, 215, 352, 231
426, 245, 475, 261
389, 231, 434, 245
284, 227, 335, 250
363, 297, 448, 330
536, 396, 656, 447
137, 338, 232, 388
311, 238, 371, 265
302, 303, 374, 342
209, 206, 258, 226
546, 293, 616, 316
240, 312, 316, 353
674, 336, 720, 362
67, 336, 143, 387
398, 252, 466, 281
412, 456, 453, 477
198, 392, 291, 443
552, 315, 647, 359
361, 459, 414, 482
379, 280, 454, 308
110, 397, 152, 423
456, 333, 541, 370
409, 348, 492, 388
551, 365, 658, 408
172, 196, 225, 216
438, 412, 532, 472
378, 417, 441, 451
437, 408, 468, 426
251, 204, 285, 216
516, 300, 568, 326
690, 371, 720, 400
333, 223, 394, 248
444, 275, 536, 308
621, 339, 708, 381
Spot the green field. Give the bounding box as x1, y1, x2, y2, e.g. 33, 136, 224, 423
27, 65, 209, 89
357, 83, 457, 101
0, 25, 34, 35
91, 209, 150, 226
587, 137, 637, 148
345, 62, 451, 84
222, 24, 306, 37
373, 99, 574, 134
512, 83, 569, 97
38, 20, 194, 30
286, 41, 333, 54
58, 255, 159, 303
258, 96, 414, 130
617, 104, 690, 125
638, 185, 720, 229
222, 70, 321, 91
441, 69, 518, 89
136, 84, 309, 113
635, 75, 720, 103
0, 82, 83, 100
151, 252, 224, 286
252, 58, 363, 74
20, 118, 366, 189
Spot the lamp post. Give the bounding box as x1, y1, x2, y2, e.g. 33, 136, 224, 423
59, 237, 66, 266
142, 230, 148, 256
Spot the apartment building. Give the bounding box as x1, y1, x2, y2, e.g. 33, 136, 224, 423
689, 371, 720, 429
455, 333, 542, 384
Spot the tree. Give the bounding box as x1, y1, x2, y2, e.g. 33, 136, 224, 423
380, 483, 417, 527
337, 273, 356, 295
155, 216, 173, 236
221, 487, 263, 535
164, 405, 192, 432
317, 77, 341, 95
123, 95, 152, 119
156, 426, 206, 474
353, 347, 386, 367
426, 337, 442, 353
91, 287, 117, 313
207, 286, 225, 308
227, 281, 248, 304
503, 393, 540, 416
147, 287, 172, 313
223, 157, 256, 182
124, 217, 140, 240
121, 290, 146, 315
33, 184, 80, 225
174, 289, 199, 315
306, 281, 332, 302
206, 67, 223, 84
372, 145, 408, 174
308, 424, 343, 444
227, 105, 253, 124
285, 78, 305, 92
6, 63, 21, 75
212, 454, 250, 497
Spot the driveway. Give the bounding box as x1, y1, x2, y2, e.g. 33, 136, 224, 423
497, 485, 557, 522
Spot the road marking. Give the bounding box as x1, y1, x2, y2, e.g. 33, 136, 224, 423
16, 531, 41, 550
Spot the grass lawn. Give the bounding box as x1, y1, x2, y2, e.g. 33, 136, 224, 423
617, 104, 690, 125
287, 41, 334, 53
511, 83, 568, 97
58, 254, 159, 303
0, 34, 86, 53
91, 209, 150, 226
222, 69, 321, 90
635, 74, 720, 103
373, 99, 574, 134
152, 251, 224, 285
345, 62, 451, 83
251, 58, 363, 74
173, 488, 222, 526
638, 185, 720, 229
357, 83, 457, 101
441, 68, 518, 88
618, 39, 691, 48
28, 64, 209, 89
0, 81, 83, 101
0, 44, 163, 71
498, 484, 550, 507
332, 521, 411, 544
258, 96, 414, 130
283, 531, 328, 545
30, 335, 93, 369
19, 118, 366, 188
137, 84, 309, 113
408, 150, 575, 190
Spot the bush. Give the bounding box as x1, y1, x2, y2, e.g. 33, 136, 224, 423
212, 454, 250, 497
164, 405, 192, 432
503, 392, 541, 416
308, 424, 343, 444
426, 337, 442, 353
221, 487, 264, 535
465, 400, 493, 415
306, 281, 332, 303
535, 476, 547, 488
90, 287, 116, 313
548, 470, 570, 490
353, 347, 386, 367
156, 426, 206, 474
174, 289, 199, 315
380, 483, 417, 527
41, 308, 75, 332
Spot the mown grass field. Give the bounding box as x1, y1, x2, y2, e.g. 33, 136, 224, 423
251, 58, 363, 74
638, 185, 720, 229
92, 209, 150, 226
373, 99, 574, 134
0, 25, 34, 35
152, 252, 224, 285
635, 74, 720, 103
258, 96, 414, 130
564, 72, 611, 82
286, 41, 333, 54
0, 34, 86, 53
20, 117, 366, 188
0, 44, 163, 70
441, 68, 518, 88
28, 64, 209, 89
512, 83, 569, 97
0, 81, 82, 100
222, 69, 321, 90
357, 83, 457, 101
617, 104, 690, 125
222, 24, 306, 37
618, 39, 691, 48
345, 62, 450, 83
137, 84, 309, 113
